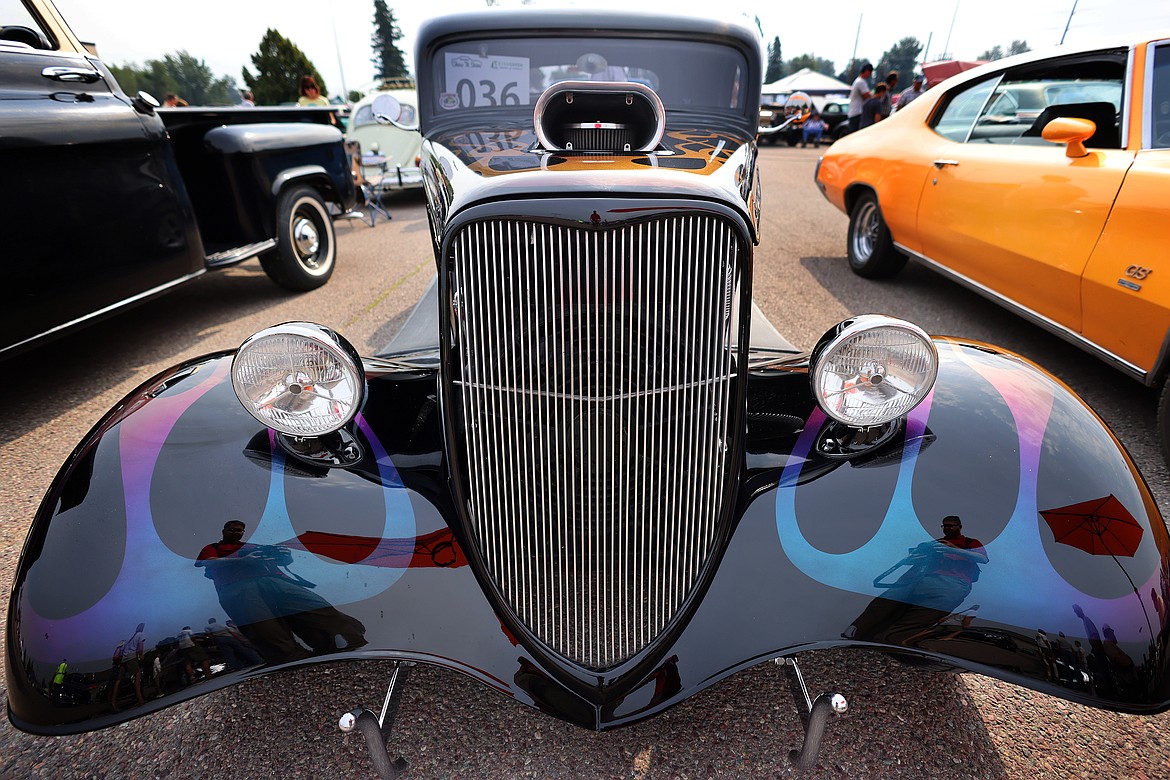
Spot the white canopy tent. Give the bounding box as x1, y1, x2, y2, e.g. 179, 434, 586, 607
761, 68, 852, 104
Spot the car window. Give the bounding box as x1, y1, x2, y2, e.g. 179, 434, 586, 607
428, 36, 749, 118
1152, 42, 1170, 149
0, 0, 55, 50
932, 78, 998, 141
933, 51, 1127, 148
352, 100, 416, 130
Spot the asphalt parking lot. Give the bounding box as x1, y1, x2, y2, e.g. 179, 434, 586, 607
1, 145, 1167, 778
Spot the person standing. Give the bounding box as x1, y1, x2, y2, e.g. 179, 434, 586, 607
897, 73, 926, 109
846, 62, 874, 134
880, 71, 898, 118
859, 82, 888, 129
297, 75, 329, 107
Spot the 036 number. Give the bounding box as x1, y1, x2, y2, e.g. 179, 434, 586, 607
456, 79, 521, 108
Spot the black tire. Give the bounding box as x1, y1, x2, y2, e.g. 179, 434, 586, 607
847, 191, 907, 279
832, 123, 850, 141
260, 185, 336, 291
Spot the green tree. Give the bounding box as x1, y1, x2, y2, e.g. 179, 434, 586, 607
786, 54, 836, 78
978, 40, 1029, 61
110, 52, 237, 105
242, 29, 325, 106
837, 58, 870, 85
371, 0, 409, 80
765, 37, 784, 83
876, 37, 923, 87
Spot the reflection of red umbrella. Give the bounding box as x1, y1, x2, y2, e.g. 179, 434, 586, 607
1040, 494, 1143, 557
1041, 494, 1151, 636
276, 528, 468, 569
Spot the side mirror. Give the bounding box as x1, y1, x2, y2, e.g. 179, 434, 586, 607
131, 90, 160, 115
371, 94, 419, 131
1041, 116, 1095, 158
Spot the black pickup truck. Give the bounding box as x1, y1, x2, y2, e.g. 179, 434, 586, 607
1, 0, 358, 358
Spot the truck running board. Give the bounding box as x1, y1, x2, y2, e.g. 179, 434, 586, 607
205, 239, 277, 268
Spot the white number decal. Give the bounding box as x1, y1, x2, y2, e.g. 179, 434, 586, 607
444, 53, 530, 109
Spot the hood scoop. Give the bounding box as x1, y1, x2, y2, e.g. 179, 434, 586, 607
534, 80, 665, 153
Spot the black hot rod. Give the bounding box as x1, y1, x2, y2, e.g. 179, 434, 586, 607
6, 7, 1170, 778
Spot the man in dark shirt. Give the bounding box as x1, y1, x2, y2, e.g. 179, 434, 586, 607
846, 515, 988, 643
859, 83, 888, 129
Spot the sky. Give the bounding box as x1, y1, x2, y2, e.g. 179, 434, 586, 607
52, 0, 1170, 98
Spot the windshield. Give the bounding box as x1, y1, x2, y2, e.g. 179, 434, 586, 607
426, 36, 749, 119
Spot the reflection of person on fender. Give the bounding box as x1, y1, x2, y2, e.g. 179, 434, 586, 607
196, 520, 366, 662
847, 515, 988, 645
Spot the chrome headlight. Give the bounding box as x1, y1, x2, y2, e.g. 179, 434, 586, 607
810, 315, 937, 427
231, 322, 365, 437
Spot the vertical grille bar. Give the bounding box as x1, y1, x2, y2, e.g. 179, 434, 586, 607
450, 214, 742, 669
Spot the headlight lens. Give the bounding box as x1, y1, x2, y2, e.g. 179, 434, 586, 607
811, 315, 937, 427
231, 322, 365, 436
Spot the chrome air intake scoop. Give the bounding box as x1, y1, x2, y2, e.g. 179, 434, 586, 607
534, 79, 665, 152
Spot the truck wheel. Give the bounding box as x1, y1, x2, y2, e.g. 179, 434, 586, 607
847, 192, 907, 279
261, 186, 336, 291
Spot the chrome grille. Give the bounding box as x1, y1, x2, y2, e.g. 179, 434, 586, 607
449, 215, 742, 669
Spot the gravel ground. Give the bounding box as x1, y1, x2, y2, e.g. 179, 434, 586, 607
2, 147, 1169, 778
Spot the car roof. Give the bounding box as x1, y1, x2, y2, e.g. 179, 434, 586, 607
930, 31, 1170, 91
415, 8, 763, 62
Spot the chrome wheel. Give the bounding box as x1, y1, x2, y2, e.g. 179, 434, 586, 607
850, 199, 880, 263
846, 192, 907, 279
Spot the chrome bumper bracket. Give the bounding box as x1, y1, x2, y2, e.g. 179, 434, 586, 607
339, 661, 415, 779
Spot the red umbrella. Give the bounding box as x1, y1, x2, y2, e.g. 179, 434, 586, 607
1040, 494, 1144, 557
1041, 494, 1152, 637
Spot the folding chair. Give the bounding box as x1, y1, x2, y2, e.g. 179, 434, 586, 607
347, 141, 393, 227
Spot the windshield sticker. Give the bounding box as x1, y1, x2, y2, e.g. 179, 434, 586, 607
444, 52, 530, 109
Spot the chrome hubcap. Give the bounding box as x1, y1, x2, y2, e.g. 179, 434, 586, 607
293, 216, 321, 261
853, 202, 878, 261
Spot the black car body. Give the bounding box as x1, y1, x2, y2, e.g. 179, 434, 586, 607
0, 0, 357, 360
6, 7, 1170, 775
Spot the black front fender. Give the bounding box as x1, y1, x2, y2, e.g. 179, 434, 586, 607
7, 339, 1169, 734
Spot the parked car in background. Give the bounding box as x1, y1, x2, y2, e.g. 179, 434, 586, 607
1, 0, 357, 359
816, 33, 1170, 464
759, 94, 851, 144
9, 10, 1170, 780
818, 97, 852, 140
346, 79, 424, 191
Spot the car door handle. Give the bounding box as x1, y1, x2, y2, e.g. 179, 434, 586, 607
41, 66, 102, 84
932, 159, 960, 168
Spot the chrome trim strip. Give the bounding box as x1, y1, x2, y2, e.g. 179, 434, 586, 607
0, 270, 206, 358
896, 242, 1148, 383
452, 374, 735, 403
205, 239, 278, 268
1142, 40, 1170, 150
